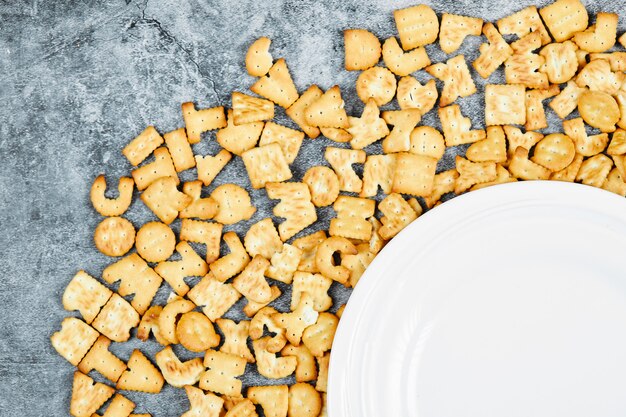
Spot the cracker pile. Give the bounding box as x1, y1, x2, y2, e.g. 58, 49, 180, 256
52, 0, 626, 415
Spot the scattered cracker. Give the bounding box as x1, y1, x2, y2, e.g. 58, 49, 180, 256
266, 243, 302, 284
325, 147, 366, 193
251, 58, 299, 108
244, 218, 283, 259
505, 32, 548, 90
155, 241, 208, 296
548, 80, 586, 119
62, 270, 112, 324
503, 126, 544, 163
246, 37, 273, 77
539, 41, 578, 84
590, 52, 626, 72
123, 126, 164, 166
70, 371, 115, 417
259, 121, 304, 163
136, 305, 169, 345
247, 385, 289, 417
187, 273, 241, 321
382, 108, 422, 153
485, 84, 526, 126
273, 292, 319, 346
304, 85, 349, 128
471, 164, 517, 190
181, 386, 224, 417
177, 311, 220, 352
455, 156, 498, 194
378, 193, 418, 240
347, 99, 389, 150
291, 271, 333, 312
320, 127, 352, 143
217, 109, 263, 155
608, 129, 626, 156
315, 236, 357, 285
410, 126, 445, 160
578, 90, 620, 133
243, 285, 281, 318
91, 293, 139, 343
508, 147, 552, 180
266, 182, 317, 241
210, 231, 250, 282
382, 37, 430, 76
342, 243, 375, 287
426, 55, 476, 107
182, 103, 227, 144
94, 216, 135, 257
281, 344, 317, 382
288, 383, 322, 417
439, 13, 483, 54
293, 230, 327, 273
180, 218, 223, 263
242, 143, 292, 189
602, 168, 626, 196
525, 85, 560, 131
424, 169, 459, 208
90, 175, 134, 217
473, 23, 513, 79
223, 399, 257, 417
233, 255, 272, 304
393, 4, 439, 50
117, 349, 164, 393
344, 29, 382, 71
163, 128, 195, 172
217, 318, 255, 363
316, 354, 330, 393
438, 104, 486, 146
51, 317, 99, 366
98, 393, 135, 417
356, 66, 397, 106
285, 85, 322, 139
392, 152, 437, 197
253, 336, 297, 379
396, 77, 438, 113
195, 149, 232, 187
249, 307, 287, 353
303, 166, 340, 207
573, 12, 617, 53
135, 221, 175, 263
360, 154, 396, 198
140, 176, 191, 224
563, 117, 609, 156
497, 6, 551, 45
576, 153, 613, 187
466, 126, 507, 163
158, 298, 195, 345
131, 146, 178, 191
302, 312, 338, 357
330, 196, 375, 241
540, 0, 588, 42
550, 153, 584, 182
576, 59, 624, 95
211, 184, 256, 225
232, 92, 274, 125
155, 346, 204, 388
531, 133, 576, 171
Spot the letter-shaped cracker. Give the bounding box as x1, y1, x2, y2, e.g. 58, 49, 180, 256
344, 29, 381, 71
455, 156, 498, 193
216, 318, 255, 363
253, 336, 297, 379
315, 237, 357, 285
291, 271, 333, 312
525, 85, 560, 131
540, 41, 578, 84
137, 306, 168, 345
259, 121, 304, 164
274, 292, 319, 346
347, 99, 389, 150
102, 253, 162, 315
410, 126, 445, 160
132, 147, 178, 191
497, 6, 551, 45
378, 193, 418, 240
573, 12, 617, 53
181, 102, 227, 144
439, 104, 486, 146
393, 4, 439, 50
342, 244, 376, 287
576, 154, 613, 187
392, 152, 438, 197
531, 133, 576, 172
396, 76, 438, 113
329, 196, 375, 241
549, 80, 586, 119
576, 60, 624, 96
116, 350, 164, 393
503, 126, 544, 162
266, 243, 302, 284
140, 176, 191, 224
70, 371, 115, 417
439, 13, 483, 54
51, 317, 99, 366
427, 55, 476, 107
62, 270, 112, 324
325, 147, 366, 193
163, 128, 195, 173
232, 92, 274, 125
302, 312, 338, 357
266, 182, 317, 241
177, 311, 220, 352
485, 84, 526, 126
551, 154, 584, 182
285, 85, 322, 139
188, 273, 241, 322
91, 294, 139, 343
210, 232, 250, 282
508, 147, 552, 180
356, 66, 397, 106
77, 335, 126, 383
360, 154, 396, 198
90, 175, 134, 217
246, 37, 273, 77
98, 393, 135, 417
473, 23, 513, 79
248, 385, 289, 417
211, 184, 256, 225
159, 298, 195, 345
244, 218, 283, 259
181, 386, 224, 417
317, 354, 330, 393
122, 126, 164, 166
467, 126, 507, 163
155, 241, 208, 296
471, 165, 517, 191
199, 350, 247, 397
195, 149, 232, 187
155, 346, 204, 388
217, 109, 264, 156
293, 230, 327, 273
540, 0, 588, 43
382, 37, 430, 76
282, 344, 317, 382
249, 307, 288, 353
251, 59, 299, 108
303, 166, 340, 208
233, 255, 272, 304
179, 180, 219, 220
241, 143, 292, 189
505, 32, 548, 90
288, 383, 322, 417
305, 86, 349, 128
180, 219, 223, 263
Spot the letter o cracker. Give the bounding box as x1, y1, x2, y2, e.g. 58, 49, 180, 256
94, 217, 135, 257
302, 166, 340, 207
531, 133, 576, 172
90, 175, 134, 217
356, 66, 397, 106
344, 29, 381, 71
176, 311, 220, 352
135, 221, 176, 263
211, 184, 256, 225
578, 90, 620, 133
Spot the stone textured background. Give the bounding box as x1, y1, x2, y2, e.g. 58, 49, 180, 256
0, 0, 623, 415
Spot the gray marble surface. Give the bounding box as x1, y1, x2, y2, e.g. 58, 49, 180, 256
1, 0, 623, 416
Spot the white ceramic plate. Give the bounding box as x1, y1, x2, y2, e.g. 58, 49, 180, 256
328, 181, 626, 417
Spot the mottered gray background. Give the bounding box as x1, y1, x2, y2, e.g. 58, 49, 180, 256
0, 0, 623, 415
